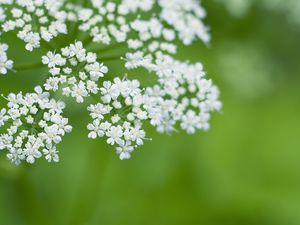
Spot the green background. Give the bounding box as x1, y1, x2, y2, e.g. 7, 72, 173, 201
1, 1, 300, 225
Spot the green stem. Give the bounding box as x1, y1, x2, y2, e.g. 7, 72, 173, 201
41, 40, 57, 51
14, 62, 44, 71
94, 42, 126, 54
99, 55, 122, 62
82, 35, 94, 47
70, 24, 79, 45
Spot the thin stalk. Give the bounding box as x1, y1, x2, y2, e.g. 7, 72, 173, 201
70, 24, 79, 44
82, 35, 94, 47
14, 62, 44, 71
94, 42, 126, 54
99, 55, 122, 62
41, 40, 58, 51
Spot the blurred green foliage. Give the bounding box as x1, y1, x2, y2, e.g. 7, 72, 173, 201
1, 1, 300, 225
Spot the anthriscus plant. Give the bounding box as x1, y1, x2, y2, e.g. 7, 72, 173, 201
0, 0, 222, 165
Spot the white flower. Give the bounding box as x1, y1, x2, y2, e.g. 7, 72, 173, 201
0, 109, 9, 127
23, 32, 41, 51
116, 141, 134, 160
42, 52, 66, 67
124, 51, 152, 69
7, 148, 24, 166
106, 125, 124, 145
87, 119, 102, 139
43, 145, 59, 162
23, 141, 43, 164
0, 43, 13, 74
180, 110, 201, 134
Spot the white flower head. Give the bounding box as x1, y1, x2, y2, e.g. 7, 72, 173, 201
0, 87, 72, 165
142, 53, 222, 134
87, 77, 149, 160
42, 41, 108, 103
1, 0, 68, 51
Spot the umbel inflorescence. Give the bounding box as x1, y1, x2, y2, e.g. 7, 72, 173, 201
0, 0, 222, 165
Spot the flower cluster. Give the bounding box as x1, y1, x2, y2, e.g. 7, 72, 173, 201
0, 43, 12, 74
0, 0, 222, 165
68, 0, 210, 47
140, 53, 222, 133
158, 0, 210, 44
87, 78, 148, 160
0, 87, 72, 165
0, 0, 69, 51
42, 41, 108, 103
71, 1, 130, 45
127, 18, 178, 54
